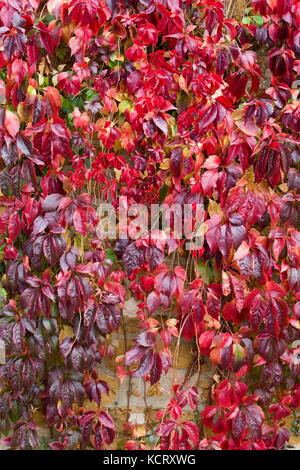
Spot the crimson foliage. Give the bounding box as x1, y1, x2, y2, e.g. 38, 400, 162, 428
0, 0, 299, 450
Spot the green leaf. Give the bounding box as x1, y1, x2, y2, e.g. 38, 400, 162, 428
159, 184, 168, 202
61, 97, 74, 113
118, 100, 131, 114
108, 59, 117, 68
0, 287, 6, 306
106, 249, 116, 263
252, 15, 264, 26
85, 90, 99, 101
242, 17, 252, 25
213, 410, 219, 426
72, 96, 85, 108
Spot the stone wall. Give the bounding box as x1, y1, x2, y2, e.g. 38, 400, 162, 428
84, 296, 214, 448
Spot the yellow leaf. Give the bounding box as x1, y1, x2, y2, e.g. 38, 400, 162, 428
59, 325, 74, 343
178, 74, 189, 93
17, 103, 32, 124
115, 354, 124, 363
166, 318, 178, 328
233, 343, 246, 362
62, 232, 72, 250
115, 91, 126, 102
182, 147, 190, 157
279, 183, 288, 193
118, 100, 131, 113
208, 199, 224, 218
57, 64, 66, 72
159, 158, 170, 170
114, 168, 122, 182
133, 425, 146, 438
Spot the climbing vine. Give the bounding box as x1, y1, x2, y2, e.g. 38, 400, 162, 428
0, 0, 299, 450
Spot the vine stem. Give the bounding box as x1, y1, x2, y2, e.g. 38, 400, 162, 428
120, 308, 131, 422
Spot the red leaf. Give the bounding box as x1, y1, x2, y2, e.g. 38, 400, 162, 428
69, 0, 100, 27
74, 208, 87, 236
8, 211, 21, 240
201, 406, 217, 428
149, 352, 162, 385
5, 111, 19, 138
37, 22, 54, 57
215, 380, 234, 408
139, 23, 158, 46
153, 115, 168, 135
222, 271, 231, 296
98, 410, 115, 430
182, 421, 199, 447
122, 243, 145, 275
199, 330, 214, 350
232, 409, 247, 440
233, 241, 250, 261
245, 404, 264, 439
105, 0, 117, 13
132, 349, 154, 378
262, 299, 280, 338
231, 275, 245, 313
249, 296, 264, 331
124, 345, 146, 366
206, 293, 220, 319
136, 331, 156, 348
220, 340, 233, 369
157, 420, 176, 437
146, 291, 161, 314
